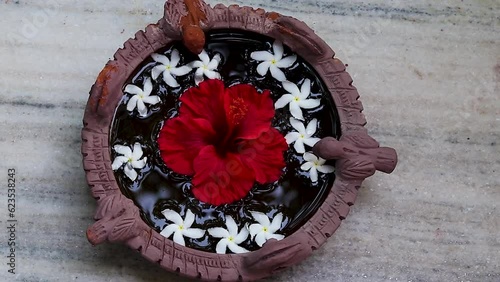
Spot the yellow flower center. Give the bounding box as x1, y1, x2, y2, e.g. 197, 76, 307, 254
271, 59, 277, 65
300, 134, 305, 139
263, 227, 269, 233
294, 97, 300, 102
178, 225, 184, 230
166, 65, 171, 70
228, 236, 234, 242
127, 157, 133, 163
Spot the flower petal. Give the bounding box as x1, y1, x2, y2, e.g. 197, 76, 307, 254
198, 50, 210, 65
249, 224, 262, 238
143, 78, 153, 96
208, 227, 230, 238
303, 152, 318, 162
151, 53, 170, 65
111, 156, 128, 170
251, 51, 274, 61
227, 241, 249, 254
238, 128, 288, 184
270, 65, 287, 82
190, 60, 204, 68
170, 49, 180, 66
151, 65, 165, 80
293, 139, 306, 154
192, 146, 256, 205
132, 143, 143, 160
194, 72, 204, 85
124, 84, 142, 96
136, 99, 147, 117
282, 81, 300, 96
306, 118, 318, 135
290, 118, 306, 134
272, 41, 284, 60
131, 159, 147, 169
215, 239, 228, 254
184, 209, 195, 228
250, 212, 270, 227
289, 102, 304, 120
317, 165, 335, 174
173, 230, 185, 246
161, 209, 184, 226
160, 224, 178, 239
309, 167, 319, 182
284, 132, 301, 144
276, 55, 297, 68
225, 216, 238, 236
274, 94, 294, 109
255, 232, 267, 247
123, 166, 138, 181
207, 55, 221, 69
234, 227, 249, 244
126, 95, 139, 112
303, 137, 321, 147
300, 79, 311, 99
256, 61, 272, 76
298, 99, 321, 109
204, 70, 221, 80
170, 65, 192, 76
114, 145, 132, 157
269, 213, 283, 233
300, 161, 313, 171
267, 233, 285, 241
163, 72, 180, 88
183, 228, 205, 239
143, 95, 160, 105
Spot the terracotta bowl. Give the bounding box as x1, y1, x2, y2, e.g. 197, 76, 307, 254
81, 0, 397, 281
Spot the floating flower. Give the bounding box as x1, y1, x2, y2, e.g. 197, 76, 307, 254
111, 143, 147, 181
208, 216, 249, 254
248, 212, 285, 247
151, 49, 192, 88
285, 118, 321, 154
189, 50, 222, 85
157, 79, 288, 205
160, 209, 205, 246
275, 79, 321, 120
300, 152, 335, 183
251, 40, 297, 82
124, 78, 160, 117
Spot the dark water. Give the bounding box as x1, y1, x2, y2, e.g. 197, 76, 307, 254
110, 30, 340, 253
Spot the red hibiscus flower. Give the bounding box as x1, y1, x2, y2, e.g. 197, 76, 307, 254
158, 79, 288, 205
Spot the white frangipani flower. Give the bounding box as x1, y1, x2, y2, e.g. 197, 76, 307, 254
124, 78, 160, 117
160, 209, 205, 246
300, 152, 335, 183
275, 79, 321, 120
189, 50, 222, 85
208, 216, 249, 254
249, 212, 285, 247
251, 40, 297, 82
111, 143, 147, 181
151, 49, 192, 88
285, 118, 321, 154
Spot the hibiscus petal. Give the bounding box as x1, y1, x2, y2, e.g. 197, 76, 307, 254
309, 167, 319, 183
256, 61, 272, 76
282, 81, 300, 96
227, 241, 249, 254
173, 230, 185, 246
270, 65, 287, 82
126, 95, 139, 112
111, 156, 128, 170
123, 166, 138, 181
192, 146, 255, 205
225, 216, 238, 236
215, 239, 228, 254
170, 65, 192, 76
208, 227, 229, 238
162, 209, 184, 225
251, 212, 270, 227
184, 209, 195, 228
317, 165, 335, 174
158, 117, 216, 175
234, 227, 249, 244
248, 224, 262, 238
303, 152, 318, 162
163, 72, 179, 88
136, 99, 147, 117
151, 53, 170, 65
151, 65, 165, 80
255, 232, 267, 247
225, 85, 274, 140
142, 95, 160, 105
183, 228, 205, 239
306, 118, 318, 135
199, 50, 210, 65
284, 132, 301, 144
114, 145, 132, 157
293, 139, 305, 154
170, 49, 180, 66
269, 213, 283, 233
251, 51, 274, 61
300, 161, 313, 171
143, 78, 153, 96
303, 137, 321, 148
298, 99, 321, 109
289, 102, 304, 120
124, 84, 142, 96
290, 118, 306, 134
274, 94, 294, 109
272, 40, 284, 60
276, 55, 297, 68
160, 224, 178, 239
300, 79, 311, 99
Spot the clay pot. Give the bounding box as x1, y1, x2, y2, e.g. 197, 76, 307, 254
81, 0, 397, 281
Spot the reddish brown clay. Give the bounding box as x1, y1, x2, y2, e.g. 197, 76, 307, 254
81, 0, 397, 281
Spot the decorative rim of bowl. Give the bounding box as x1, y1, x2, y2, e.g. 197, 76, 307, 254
81, 1, 397, 281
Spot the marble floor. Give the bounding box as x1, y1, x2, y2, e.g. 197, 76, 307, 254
0, 0, 498, 281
